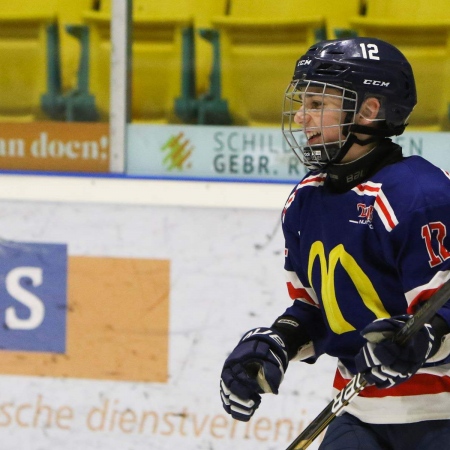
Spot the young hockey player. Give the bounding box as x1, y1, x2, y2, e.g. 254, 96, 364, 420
220, 37, 450, 449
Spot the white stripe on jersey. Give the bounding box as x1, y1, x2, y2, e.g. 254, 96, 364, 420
352, 181, 399, 231
335, 361, 450, 423
335, 389, 450, 424
285, 269, 319, 307
405, 270, 450, 308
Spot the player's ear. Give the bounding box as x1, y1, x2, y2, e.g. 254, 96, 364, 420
357, 97, 381, 124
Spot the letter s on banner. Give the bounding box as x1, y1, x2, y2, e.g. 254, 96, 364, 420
0, 241, 67, 353
5, 267, 45, 330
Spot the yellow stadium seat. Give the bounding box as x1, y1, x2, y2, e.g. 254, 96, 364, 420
318, 0, 364, 39
198, 0, 363, 126
227, 1, 363, 39
56, 0, 96, 92
191, 0, 229, 94
199, 1, 324, 126
350, 0, 450, 130
362, 0, 450, 20
130, 0, 229, 95
0, 0, 65, 120
69, 0, 198, 122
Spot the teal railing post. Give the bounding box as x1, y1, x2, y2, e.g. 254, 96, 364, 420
64, 24, 99, 121
174, 26, 199, 123
197, 28, 232, 125
41, 23, 66, 120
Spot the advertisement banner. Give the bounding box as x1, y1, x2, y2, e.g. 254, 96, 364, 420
0, 253, 169, 382
0, 122, 109, 172
0, 200, 334, 450
0, 241, 67, 353
127, 124, 450, 182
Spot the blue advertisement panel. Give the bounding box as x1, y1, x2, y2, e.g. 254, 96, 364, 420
0, 241, 67, 353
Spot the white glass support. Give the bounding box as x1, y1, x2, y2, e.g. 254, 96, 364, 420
109, 0, 132, 173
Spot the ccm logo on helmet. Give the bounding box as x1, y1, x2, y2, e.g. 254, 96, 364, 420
297, 59, 312, 66
363, 79, 390, 87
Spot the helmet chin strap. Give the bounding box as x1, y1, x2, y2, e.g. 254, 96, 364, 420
330, 122, 405, 165
349, 123, 406, 138
330, 133, 373, 165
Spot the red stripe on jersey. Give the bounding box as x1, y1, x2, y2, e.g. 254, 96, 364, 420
333, 369, 450, 397
356, 183, 380, 193
407, 287, 441, 314
301, 175, 326, 185
286, 282, 316, 305
283, 173, 326, 223
375, 196, 396, 230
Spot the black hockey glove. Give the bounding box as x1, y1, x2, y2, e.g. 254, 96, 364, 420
220, 327, 288, 421
355, 314, 436, 389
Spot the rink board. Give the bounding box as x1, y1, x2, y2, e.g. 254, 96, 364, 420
0, 195, 333, 450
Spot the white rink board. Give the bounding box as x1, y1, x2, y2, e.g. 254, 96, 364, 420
0, 177, 336, 450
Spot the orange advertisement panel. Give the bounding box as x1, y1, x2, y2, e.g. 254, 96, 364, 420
0, 122, 109, 172
0, 256, 170, 382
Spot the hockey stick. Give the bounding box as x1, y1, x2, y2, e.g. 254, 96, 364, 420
285, 278, 450, 450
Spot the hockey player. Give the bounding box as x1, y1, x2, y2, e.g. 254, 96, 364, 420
220, 37, 450, 449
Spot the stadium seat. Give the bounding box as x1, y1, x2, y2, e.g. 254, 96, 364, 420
350, 0, 450, 130
322, 0, 364, 39
191, 0, 229, 95
358, 0, 450, 20
198, 0, 363, 126
0, 0, 65, 121
56, 0, 96, 92
71, 0, 198, 122
110, 0, 229, 97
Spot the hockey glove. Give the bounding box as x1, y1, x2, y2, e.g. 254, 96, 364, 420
355, 314, 435, 389
220, 327, 288, 421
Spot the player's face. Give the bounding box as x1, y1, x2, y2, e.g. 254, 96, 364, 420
293, 86, 346, 147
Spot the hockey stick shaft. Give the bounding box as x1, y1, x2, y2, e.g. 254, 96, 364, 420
286, 278, 450, 450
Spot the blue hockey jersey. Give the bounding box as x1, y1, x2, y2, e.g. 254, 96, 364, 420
281, 154, 450, 424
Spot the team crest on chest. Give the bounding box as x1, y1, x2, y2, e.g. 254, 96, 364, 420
357, 203, 374, 221
349, 203, 374, 229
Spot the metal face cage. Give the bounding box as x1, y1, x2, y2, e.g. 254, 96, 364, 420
282, 80, 358, 170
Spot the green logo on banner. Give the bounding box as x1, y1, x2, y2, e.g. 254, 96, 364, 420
161, 132, 193, 171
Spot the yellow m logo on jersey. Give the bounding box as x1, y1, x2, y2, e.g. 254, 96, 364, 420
308, 241, 389, 334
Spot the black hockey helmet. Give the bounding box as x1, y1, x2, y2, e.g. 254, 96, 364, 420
282, 37, 417, 170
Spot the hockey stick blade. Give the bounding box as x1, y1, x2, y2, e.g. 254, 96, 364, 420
286, 278, 450, 450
